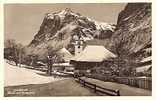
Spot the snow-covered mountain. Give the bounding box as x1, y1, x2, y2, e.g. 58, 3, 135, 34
28, 8, 115, 57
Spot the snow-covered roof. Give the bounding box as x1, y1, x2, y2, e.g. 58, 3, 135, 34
57, 48, 73, 62
136, 65, 151, 73
53, 63, 73, 67
37, 61, 46, 66
71, 45, 117, 62
140, 56, 151, 63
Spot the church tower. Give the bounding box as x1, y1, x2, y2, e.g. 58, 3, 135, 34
72, 35, 84, 56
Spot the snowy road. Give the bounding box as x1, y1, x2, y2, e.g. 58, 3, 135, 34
4, 62, 65, 87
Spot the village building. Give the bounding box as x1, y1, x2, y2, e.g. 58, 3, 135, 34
133, 42, 152, 77
70, 45, 117, 70
51, 48, 74, 73
135, 56, 152, 77
57, 48, 74, 63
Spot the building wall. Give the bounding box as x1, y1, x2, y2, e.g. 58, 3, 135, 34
70, 60, 101, 70
74, 45, 83, 56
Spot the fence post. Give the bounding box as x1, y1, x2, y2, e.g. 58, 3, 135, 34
78, 77, 81, 83
116, 89, 120, 96
80, 78, 82, 84
83, 80, 85, 87
94, 84, 96, 93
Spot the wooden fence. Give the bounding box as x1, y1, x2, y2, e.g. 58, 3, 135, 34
75, 77, 120, 96
115, 77, 152, 90
85, 74, 152, 90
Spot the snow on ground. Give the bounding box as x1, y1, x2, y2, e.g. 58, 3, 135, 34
4, 61, 65, 87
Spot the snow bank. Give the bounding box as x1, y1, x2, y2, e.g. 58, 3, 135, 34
4, 62, 65, 87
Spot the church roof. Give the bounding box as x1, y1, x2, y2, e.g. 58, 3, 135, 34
71, 45, 117, 62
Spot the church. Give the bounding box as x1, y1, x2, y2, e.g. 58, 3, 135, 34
70, 34, 117, 70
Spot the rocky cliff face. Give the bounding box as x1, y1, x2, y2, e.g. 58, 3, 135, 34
109, 3, 152, 71
28, 8, 115, 57
111, 3, 151, 57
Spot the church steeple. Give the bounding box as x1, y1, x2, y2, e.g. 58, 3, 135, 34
72, 35, 84, 56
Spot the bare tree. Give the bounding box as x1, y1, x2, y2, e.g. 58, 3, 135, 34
4, 39, 26, 66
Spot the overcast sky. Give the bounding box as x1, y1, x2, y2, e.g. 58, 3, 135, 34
4, 3, 126, 45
